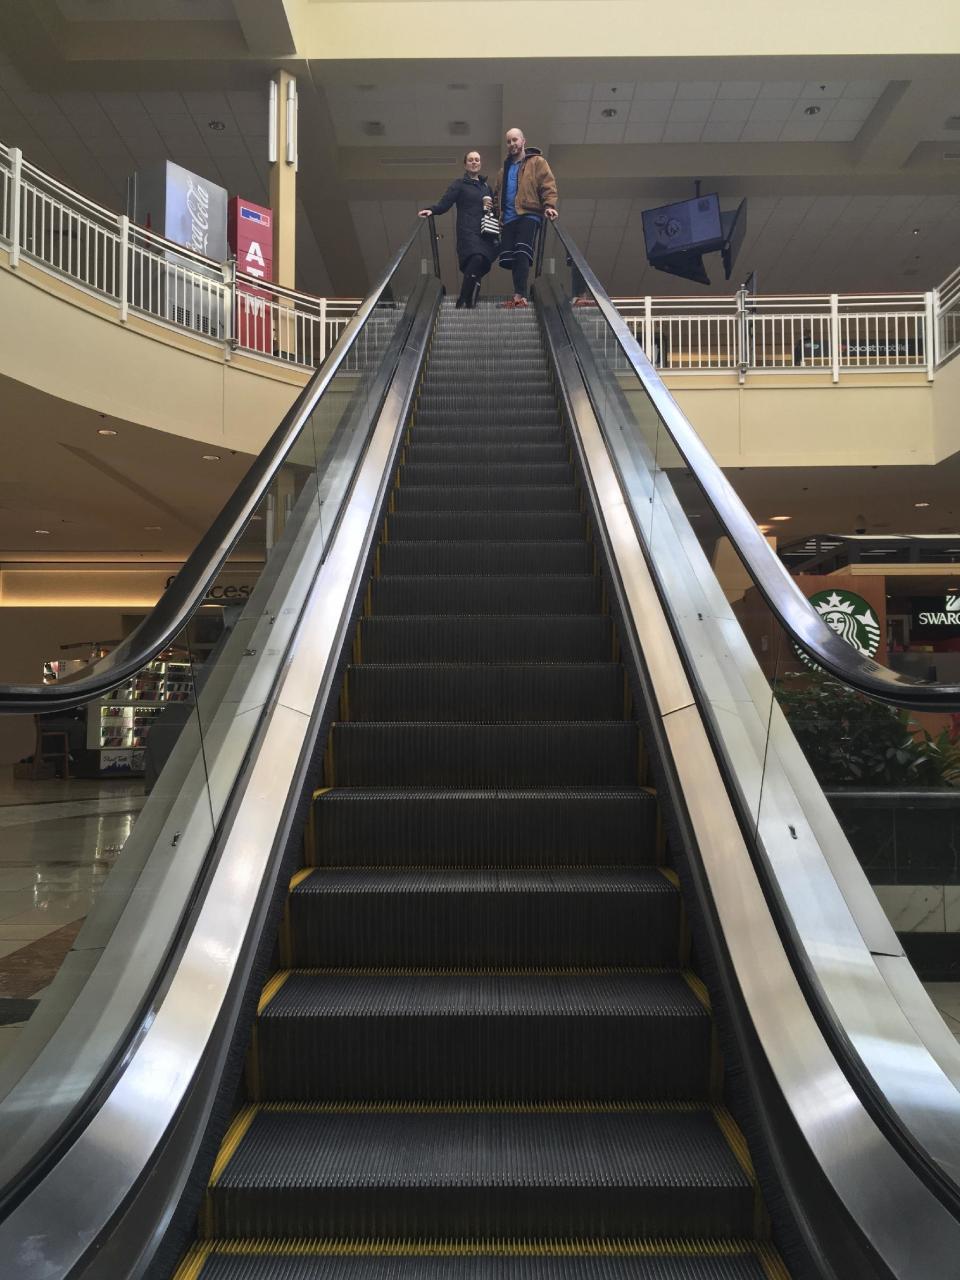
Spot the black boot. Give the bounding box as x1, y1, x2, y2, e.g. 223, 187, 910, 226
469, 278, 481, 308
456, 275, 473, 309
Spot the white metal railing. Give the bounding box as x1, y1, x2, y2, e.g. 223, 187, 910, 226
0, 143, 361, 368
0, 139, 957, 380
610, 290, 933, 381
936, 265, 960, 365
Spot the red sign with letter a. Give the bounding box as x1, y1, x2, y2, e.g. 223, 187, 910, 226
228, 197, 273, 354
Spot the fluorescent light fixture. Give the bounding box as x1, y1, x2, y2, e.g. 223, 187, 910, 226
268, 80, 278, 163
97, 427, 118, 436
770, 515, 792, 522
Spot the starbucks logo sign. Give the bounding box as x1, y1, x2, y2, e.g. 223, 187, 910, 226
796, 589, 881, 667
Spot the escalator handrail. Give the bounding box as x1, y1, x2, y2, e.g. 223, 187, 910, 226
547, 223, 960, 711
0, 218, 440, 714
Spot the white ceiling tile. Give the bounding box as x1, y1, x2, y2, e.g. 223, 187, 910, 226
675, 81, 720, 100
708, 99, 753, 123
750, 99, 793, 123
555, 83, 592, 101
817, 120, 861, 142
802, 81, 845, 98
584, 119, 626, 145
588, 101, 628, 125
662, 122, 703, 143
138, 91, 189, 115
550, 121, 587, 145
779, 120, 825, 141
592, 83, 635, 101
555, 100, 589, 125
758, 81, 806, 98
227, 90, 267, 115
623, 121, 664, 144
96, 92, 150, 119
700, 121, 744, 143
669, 100, 712, 124
562, 199, 597, 218
717, 81, 762, 100
628, 99, 671, 124
828, 98, 874, 123
181, 91, 230, 116
742, 120, 783, 142
633, 81, 677, 100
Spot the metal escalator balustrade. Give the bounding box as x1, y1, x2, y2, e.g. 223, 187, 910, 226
0, 219, 443, 1268
175, 299, 788, 1280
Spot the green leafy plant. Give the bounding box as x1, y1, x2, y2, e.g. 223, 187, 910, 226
775, 671, 957, 788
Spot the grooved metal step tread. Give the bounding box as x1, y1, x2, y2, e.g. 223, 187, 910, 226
260, 971, 705, 1019
344, 664, 622, 721
293, 867, 671, 894
399, 464, 575, 487
410, 427, 565, 445
394, 487, 579, 513
378, 543, 593, 576
286, 866, 679, 967
327, 722, 638, 787
355, 616, 614, 662
404, 445, 569, 463
384, 513, 588, 542
369, 577, 601, 617
179, 1244, 779, 1280
205, 1107, 754, 1240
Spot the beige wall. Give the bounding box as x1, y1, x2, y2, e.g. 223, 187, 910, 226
0, 257, 306, 456
930, 350, 960, 463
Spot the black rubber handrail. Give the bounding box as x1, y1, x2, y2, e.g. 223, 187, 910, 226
0, 218, 441, 714
544, 223, 960, 711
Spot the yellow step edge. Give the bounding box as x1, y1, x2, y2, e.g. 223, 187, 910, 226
757, 1241, 793, 1280
207, 1105, 259, 1187
713, 1106, 771, 1241
257, 970, 290, 1015
311, 786, 332, 801
170, 1241, 212, 1280
289, 867, 313, 891
187, 1236, 769, 1259
658, 866, 680, 889
284, 965, 675, 977
682, 971, 712, 1011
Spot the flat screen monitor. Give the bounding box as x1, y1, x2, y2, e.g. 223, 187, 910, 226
642, 194, 723, 262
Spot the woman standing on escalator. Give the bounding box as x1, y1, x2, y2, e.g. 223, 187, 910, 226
419, 151, 498, 308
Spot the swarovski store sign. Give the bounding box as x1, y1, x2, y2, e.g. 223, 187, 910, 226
128, 160, 228, 335
912, 595, 960, 636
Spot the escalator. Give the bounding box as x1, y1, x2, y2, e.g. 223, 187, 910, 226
179, 298, 780, 1278
2, 219, 960, 1280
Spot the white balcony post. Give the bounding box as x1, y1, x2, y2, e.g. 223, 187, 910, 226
222, 257, 235, 349
319, 296, 327, 364
9, 146, 22, 268
118, 214, 129, 320
643, 296, 653, 363
932, 287, 941, 369
925, 290, 936, 379
829, 293, 840, 384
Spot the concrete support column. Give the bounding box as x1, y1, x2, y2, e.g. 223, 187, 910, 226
269, 70, 298, 289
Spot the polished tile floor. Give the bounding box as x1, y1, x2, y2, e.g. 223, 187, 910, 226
0, 771, 145, 1061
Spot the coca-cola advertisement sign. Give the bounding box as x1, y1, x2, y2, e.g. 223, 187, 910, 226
166, 161, 227, 261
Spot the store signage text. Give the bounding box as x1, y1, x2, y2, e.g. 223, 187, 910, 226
165, 575, 252, 603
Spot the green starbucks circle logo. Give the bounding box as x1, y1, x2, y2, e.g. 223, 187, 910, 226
796, 589, 881, 667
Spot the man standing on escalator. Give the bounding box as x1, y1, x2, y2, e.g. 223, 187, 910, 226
493, 127, 558, 308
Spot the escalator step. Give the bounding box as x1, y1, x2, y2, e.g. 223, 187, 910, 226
204, 1107, 754, 1240
378, 542, 592, 576
312, 789, 657, 866
328, 722, 638, 787
344, 664, 623, 721
414, 409, 561, 426
400, 464, 574, 487
404, 444, 569, 464
357, 616, 613, 663
369, 576, 600, 615
394, 487, 578, 513
411, 426, 564, 446
288, 867, 680, 968
253, 971, 710, 1102
182, 1248, 777, 1280
384, 512, 587, 542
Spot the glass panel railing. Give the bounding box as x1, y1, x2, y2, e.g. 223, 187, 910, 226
0, 217, 439, 1187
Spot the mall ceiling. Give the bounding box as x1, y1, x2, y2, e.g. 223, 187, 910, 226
0, 0, 958, 298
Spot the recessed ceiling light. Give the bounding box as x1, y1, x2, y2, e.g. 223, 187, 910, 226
449, 121, 469, 135
250, 514, 263, 521
208, 120, 226, 132
34, 528, 50, 534
912, 227, 921, 236
601, 107, 618, 118
915, 501, 930, 507
201, 454, 221, 462
363, 120, 386, 136
771, 515, 792, 522
97, 427, 117, 436
144, 525, 162, 531
803, 105, 821, 116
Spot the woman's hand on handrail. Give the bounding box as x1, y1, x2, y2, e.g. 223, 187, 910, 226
418, 209, 433, 217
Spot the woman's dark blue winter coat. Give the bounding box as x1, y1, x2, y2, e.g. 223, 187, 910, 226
428, 173, 498, 270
